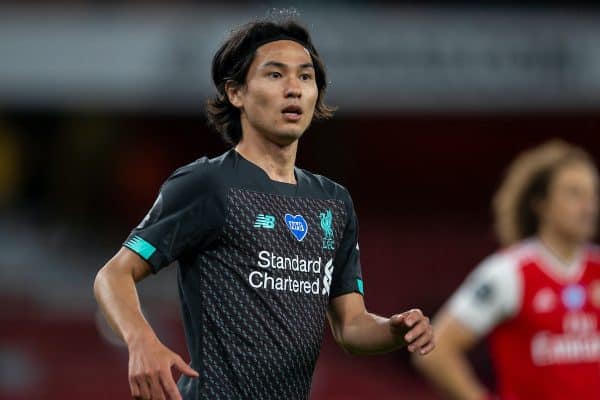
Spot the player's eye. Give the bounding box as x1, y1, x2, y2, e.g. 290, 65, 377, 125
268, 71, 282, 79
300, 73, 313, 81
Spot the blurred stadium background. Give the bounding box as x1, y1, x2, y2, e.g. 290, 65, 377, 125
1, 1, 600, 399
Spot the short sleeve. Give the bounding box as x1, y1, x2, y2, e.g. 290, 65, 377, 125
447, 254, 522, 337
329, 190, 364, 299
123, 162, 225, 273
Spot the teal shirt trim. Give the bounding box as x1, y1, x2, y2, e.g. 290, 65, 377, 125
125, 235, 157, 260
357, 279, 364, 295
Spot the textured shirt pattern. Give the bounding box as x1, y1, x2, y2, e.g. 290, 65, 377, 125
124, 150, 363, 399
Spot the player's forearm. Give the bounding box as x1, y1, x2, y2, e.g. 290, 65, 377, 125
93, 264, 157, 347
413, 347, 488, 400
337, 311, 406, 355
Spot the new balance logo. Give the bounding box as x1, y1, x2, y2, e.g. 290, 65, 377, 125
254, 214, 276, 229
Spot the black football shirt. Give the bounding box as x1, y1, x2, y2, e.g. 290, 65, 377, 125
123, 149, 364, 400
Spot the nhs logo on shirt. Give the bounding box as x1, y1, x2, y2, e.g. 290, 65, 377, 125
284, 214, 308, 241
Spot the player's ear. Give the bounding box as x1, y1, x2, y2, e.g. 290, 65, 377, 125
225, 80, 244, 109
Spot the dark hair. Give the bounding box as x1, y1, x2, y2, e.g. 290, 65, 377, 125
206, 18, 335, 145
493, 140, 596, 247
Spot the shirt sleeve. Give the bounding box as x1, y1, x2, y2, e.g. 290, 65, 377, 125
123, 162, 225, 273
329, 190, 364, 299
446, 253, 521, 337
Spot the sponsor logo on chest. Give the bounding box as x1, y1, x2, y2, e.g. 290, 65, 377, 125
246, 208, 340, 296
528, 282, 600, 366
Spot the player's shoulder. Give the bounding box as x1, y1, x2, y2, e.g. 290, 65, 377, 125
169, 150, 231, 181
478, 240, 537, 275
296, 167, 352, 203
160, 151, 232, 202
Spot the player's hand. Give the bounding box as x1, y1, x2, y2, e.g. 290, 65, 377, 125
128, 334, 199, 400
390, 309, 434, 356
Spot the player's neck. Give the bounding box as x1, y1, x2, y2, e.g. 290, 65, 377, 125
537, 228, 585, 266
235, 134, 298, 184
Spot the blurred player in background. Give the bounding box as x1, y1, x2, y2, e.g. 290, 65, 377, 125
414, 140, 600, 399
94, 16, 434, 400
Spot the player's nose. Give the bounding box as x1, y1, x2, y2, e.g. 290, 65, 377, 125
284, 77, 302, 98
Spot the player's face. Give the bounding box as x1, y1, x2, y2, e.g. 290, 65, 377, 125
541, 161, 599, 242
233, 40, 318, 146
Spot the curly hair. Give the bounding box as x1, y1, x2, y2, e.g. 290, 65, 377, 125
492, 140, 595, 247
206, 18, 335, 145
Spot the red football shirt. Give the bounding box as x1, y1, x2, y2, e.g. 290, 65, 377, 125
448, 239, 600, 399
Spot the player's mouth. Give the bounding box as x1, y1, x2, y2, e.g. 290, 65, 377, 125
281, 105, 303, 122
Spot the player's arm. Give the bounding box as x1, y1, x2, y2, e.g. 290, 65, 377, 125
95, 164, 218, 399
412, 310, 488, 400
326, 189, 433, 355
94, 247, 154, 345
412, 255, 518, 400
94, 247, 198, 400
327, 293, 434, 355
